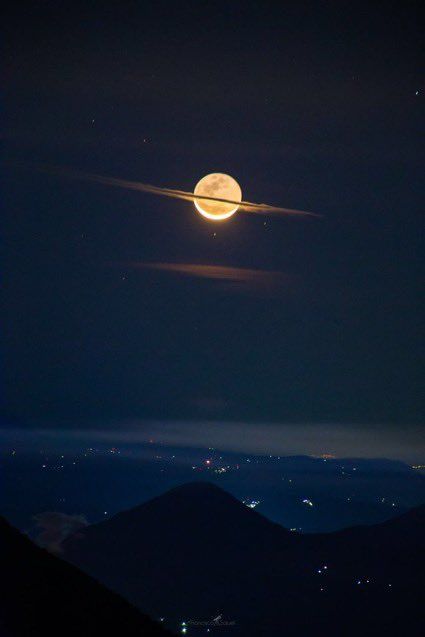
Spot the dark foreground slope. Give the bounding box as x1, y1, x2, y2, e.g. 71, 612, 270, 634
0, 517, 172, 637
63, 481, 425, 637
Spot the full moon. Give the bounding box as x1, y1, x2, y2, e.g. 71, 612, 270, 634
194, 173, 242, 221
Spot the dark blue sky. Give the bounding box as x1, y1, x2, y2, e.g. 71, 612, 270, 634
3, 2, 423, 440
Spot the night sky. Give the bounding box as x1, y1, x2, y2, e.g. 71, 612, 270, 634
3, 2, 424, 455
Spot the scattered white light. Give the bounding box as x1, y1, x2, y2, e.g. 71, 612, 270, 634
243, 499, 261, 509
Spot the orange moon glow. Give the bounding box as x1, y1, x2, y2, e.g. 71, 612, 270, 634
194, 173, 242, 221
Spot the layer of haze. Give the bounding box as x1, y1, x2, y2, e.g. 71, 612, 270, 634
2, 421, 423, 463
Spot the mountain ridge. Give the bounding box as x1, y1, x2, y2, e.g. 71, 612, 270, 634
0, 516, 172, 637
63, 481, 425, 636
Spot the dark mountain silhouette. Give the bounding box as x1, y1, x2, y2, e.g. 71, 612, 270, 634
0, 517, 172, 637
63, 482, 424, 636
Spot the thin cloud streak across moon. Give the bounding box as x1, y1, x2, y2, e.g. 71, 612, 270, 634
30, 164, 319, 218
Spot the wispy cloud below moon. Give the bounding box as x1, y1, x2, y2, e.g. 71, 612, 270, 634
124, 262, 291, 294
23, 164, 319, 218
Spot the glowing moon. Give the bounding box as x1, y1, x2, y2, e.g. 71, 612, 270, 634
194, 173, 242, 221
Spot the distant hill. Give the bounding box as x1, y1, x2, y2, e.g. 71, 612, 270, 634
63, 481, 425, 636
4, 449, 424, 533
0, 517, 172, 637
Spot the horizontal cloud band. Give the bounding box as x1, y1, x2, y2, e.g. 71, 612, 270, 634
30, 164, 320, 218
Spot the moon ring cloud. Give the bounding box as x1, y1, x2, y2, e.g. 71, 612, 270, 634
26, 164, 320, 218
